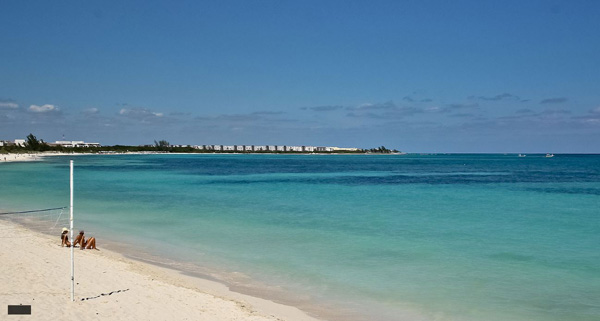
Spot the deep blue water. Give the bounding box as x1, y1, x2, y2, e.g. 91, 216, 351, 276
1, 154, 599, 321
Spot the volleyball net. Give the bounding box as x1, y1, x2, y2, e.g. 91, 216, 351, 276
0, 206, 69, 237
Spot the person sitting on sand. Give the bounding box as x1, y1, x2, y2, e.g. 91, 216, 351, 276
73, 230, 97, 250
61, 227, 71, 247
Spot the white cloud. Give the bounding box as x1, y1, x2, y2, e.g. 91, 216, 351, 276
29, 104, 59, 113
80, 107, 103, 117
119, 107, 164, 121
0, 102, 19, 109
582, 118, 600, 124
119, 108, 163, 117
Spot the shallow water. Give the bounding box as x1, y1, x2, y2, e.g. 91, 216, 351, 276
1, 154, 599, 320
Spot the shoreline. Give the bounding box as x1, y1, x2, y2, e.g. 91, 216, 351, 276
0, 218, 323, 321
0, 153, 42, 162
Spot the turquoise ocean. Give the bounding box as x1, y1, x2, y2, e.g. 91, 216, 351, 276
1, 154, 599, 320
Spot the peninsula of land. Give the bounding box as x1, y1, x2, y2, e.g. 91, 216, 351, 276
1, 134, 400, 155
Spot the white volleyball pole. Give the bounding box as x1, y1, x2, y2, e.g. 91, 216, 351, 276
70, 160, 74, 302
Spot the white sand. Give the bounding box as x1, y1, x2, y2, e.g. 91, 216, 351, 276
0, 152, 91, 163
0, 153, 40, 162
0, 220, 322, 321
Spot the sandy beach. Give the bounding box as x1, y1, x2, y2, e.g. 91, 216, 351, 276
0, 152, 162, 164
0, 219, 321, 321
0, 153, 41, 162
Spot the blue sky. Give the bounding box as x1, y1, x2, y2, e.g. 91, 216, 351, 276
1, 0, 599, 152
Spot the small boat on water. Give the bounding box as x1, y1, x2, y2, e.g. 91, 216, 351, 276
518, 154, 526, 157
545, 153, 554, 158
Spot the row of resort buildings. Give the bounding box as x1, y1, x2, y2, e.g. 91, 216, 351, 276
0, 139, 101, 148
172, 145, 360, 152
1, 139, 360, 152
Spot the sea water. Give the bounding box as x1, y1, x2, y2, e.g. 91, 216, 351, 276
1, 154, 599, 320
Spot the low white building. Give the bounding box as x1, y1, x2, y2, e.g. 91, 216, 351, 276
331, 147, 360, 152
14, 139, 26, 147
316, 147, 333, 152
223, 145, 235, 151
54, 140, 101, 148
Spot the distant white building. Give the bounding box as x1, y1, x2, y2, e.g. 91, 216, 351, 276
287, 146, 303, 152
254, 145, 267, 151
14, 139, 26, 147
331, 147, 360, 152
54, 140, 101, 148
223, 145, 235, 151
316, 147, 333, 152
244, 145, 254, 152
276, 146, 285, 152
202, 145, 219, 151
